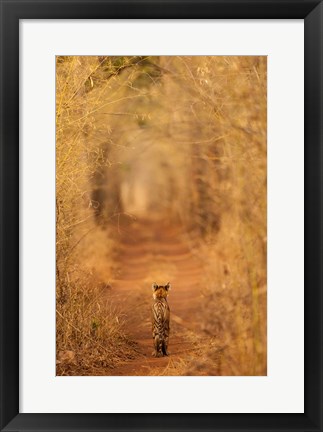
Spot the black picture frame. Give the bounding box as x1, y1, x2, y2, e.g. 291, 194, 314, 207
0, 1, 322, 431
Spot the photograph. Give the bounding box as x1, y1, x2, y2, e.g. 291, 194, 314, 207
56, 55, 267, 376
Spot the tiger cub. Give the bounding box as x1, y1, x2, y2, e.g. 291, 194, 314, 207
151, 282, 171, 357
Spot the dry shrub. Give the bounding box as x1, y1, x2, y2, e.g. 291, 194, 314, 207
167, 56, 267, 375
56, 268, 136, 375
192, 219, 267, 376
56, 56, 138, 375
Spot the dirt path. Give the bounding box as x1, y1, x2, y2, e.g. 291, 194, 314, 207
108, 219, 210, 376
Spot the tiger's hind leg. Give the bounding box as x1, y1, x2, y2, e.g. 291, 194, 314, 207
152, 335, 163, 357
152, 335, 158, 357
162, 337, 170, 356
162, 326, 170, 356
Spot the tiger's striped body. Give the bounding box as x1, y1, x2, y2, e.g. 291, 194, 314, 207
151, 283, 171, 357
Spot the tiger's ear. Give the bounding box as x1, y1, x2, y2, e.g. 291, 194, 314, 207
152, 283, 158, 291
165, 282, 171, 291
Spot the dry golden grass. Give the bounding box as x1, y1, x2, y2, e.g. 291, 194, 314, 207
56, 56, 267, 376
56, 57, 139, 375
171, 56, 267, 375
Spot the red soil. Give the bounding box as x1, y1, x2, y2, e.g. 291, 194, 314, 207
108, 219, 211, 376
